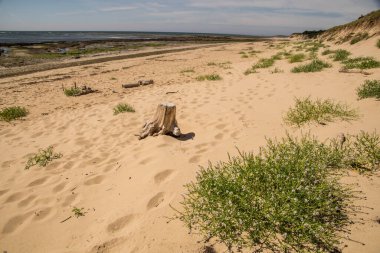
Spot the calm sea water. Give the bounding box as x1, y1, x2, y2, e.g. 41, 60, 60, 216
0, 31, 236, 44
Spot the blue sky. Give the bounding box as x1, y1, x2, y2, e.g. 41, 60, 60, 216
0, 0, 379, 35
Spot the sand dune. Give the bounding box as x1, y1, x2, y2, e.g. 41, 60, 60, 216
0, 37, 380, 252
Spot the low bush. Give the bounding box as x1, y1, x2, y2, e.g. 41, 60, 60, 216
0, 106, 28, 122
25, 146, 62, 170
291, 59, 331, 73
113, 103, 135, 114
357, 80, 380, 100
196, 74, 222, 81
343, 57, 380, 69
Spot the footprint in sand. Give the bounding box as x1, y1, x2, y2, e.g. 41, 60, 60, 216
84, 175, 105, 186
146, 192, 165, 210
33, 207, 53, 221
154, 170, 175, 185
189, 155, 200, 163
2, 212, 33, 233
52, 182, 68, 193
4, 192, 24, 203
18, 195, 37, 207
27, 176, 48, 187
107, 214, 136, 233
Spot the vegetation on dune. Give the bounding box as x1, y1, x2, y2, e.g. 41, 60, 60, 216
350, 32, 369, 45
113, 103, 135, 115
196, 74, 222, 81
207, 61, 232, 69
25, 146, 62, 170
357, 80, 380, 100
322, 49, 335, 55
72, 207, 86, 218
175, 131, 380, 252
377, 39, 380, 48
289, 53, 306, 63
64, 86, 82, 96
343, 57, 380, 69
291, 59, 331, 73
284, 97, 359, 126
0, 106, 28, 122
244, 55, 279, 75
331, 49, 351, 61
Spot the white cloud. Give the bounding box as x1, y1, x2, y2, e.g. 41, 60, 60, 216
99, 6, 137, 12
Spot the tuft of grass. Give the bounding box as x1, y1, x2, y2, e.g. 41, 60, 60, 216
25, 146, 62, 170
110, 77, 117, 80
244, 57, 276, 75
284, 97, 359, 126
196, 74, 222, 81
331, 49, 351, 61
350, 32, 369, 45
357, 80, 380, 100
72, 207, 85, 218
64, 86, 82, 97
291, 59, 331, 73
175, 132, 380, 252
289, 53, 306, 63
343, 57, 380, 69
113, 103, 135, 115
322, 49, 334, 55
0, 106, 28, 122
241, 54, 248, 58
181, 68, 195, 73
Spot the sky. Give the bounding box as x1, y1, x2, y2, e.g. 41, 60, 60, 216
0, 0, 379, 35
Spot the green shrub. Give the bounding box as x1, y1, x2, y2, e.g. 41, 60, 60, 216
175, 132, 380, 252
284, 97, 358, 126
0, 106, 28, 122
343, 57, 380, 69
357, 80, 380, 100
289, 53, 305, 63
64, 86, 82, 96
113, 103, 135, 114
291, 59, 331, 73
25, 146, 62, 170
196, 74, 222, 81
350, 32, 369, 44
322, 49, 334, 55
331, 49, 351, 61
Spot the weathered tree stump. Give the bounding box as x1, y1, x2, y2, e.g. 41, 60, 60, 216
138, 102, 181, 140
122, 80, 154, 89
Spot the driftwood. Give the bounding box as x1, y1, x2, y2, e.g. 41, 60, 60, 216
339, 68, 372, 75
62, 83, 97, 96
138, 102, 181, 140
122, 79, 154, 89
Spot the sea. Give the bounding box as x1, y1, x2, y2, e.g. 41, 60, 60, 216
0, 31, 243, 44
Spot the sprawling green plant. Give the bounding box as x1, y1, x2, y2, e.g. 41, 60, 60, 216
25, 146, 62, 169
291, 59, 331, 73
284, 97, 358, 126
196, 74, 222, 81
357, 80, 380, 100
343, 57, 380, 69
113, 103, 135, 115
64, 86, 82, 96
0, 106, 28, 122
289, 53, 306, 63
331, 49, 351, 61
175, 132, 380, 252
350, 32, 369, 45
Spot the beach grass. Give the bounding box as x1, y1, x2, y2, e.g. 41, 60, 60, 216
284, 97, 358, 126
289, 53, 306, 63
343, 57, 380, 69
113, 103, 135, 115
175, 132, 380, 252
322, 49, 335, 55
0, 106, 28, 122
357, 80, 380, 100
25, 146, 62, 170
331, 49, 351, 61
196, 74, 222, 81
72, 207, 85, 218
291, 59, 331, 73
64, 86, 82, 96
350, 32, 369, 44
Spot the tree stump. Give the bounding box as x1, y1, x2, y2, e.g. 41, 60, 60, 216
138, 102, 181, 140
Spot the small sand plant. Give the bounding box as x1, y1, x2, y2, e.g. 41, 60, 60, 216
113, 103, 135, 115
72, 207, 85, 218
350, 32, 369, 44
174, 132, 380, 252
357, 80, 380, 100
322, 49, 334, 55
180, 68, 195, 73
291, 59, 331, 73
196, 74, 222, 81
289, 53, 305, 63
25, 146, 62, 170
244, 57, 276, 75
331, 49, 351, 61
64, 86, 82, 96
284, 97, 359, 126
0, 106, 28, 122
343, 57, 380, 69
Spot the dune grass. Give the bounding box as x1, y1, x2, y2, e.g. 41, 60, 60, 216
322, 49, 335, 55
289, 53, 306, 63
64, 86, 82, 96
284, 97, 358, 126
350, 32, 369, 45
175, 132, 380, 252
244, 56, 277, 75
25, 146, 62, 170
343, 57, 380, 69
331, 49, 351, 61
113, 103, 135, 115
0, 106, 28, 122
196, 74, 222, 81
291, 59, 331, 73
357, 80, 380, 100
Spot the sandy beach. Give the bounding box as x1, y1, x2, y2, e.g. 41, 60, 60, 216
0, 33, 380, 253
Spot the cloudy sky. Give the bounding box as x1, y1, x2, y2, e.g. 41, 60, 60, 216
0, 0, 379, 35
